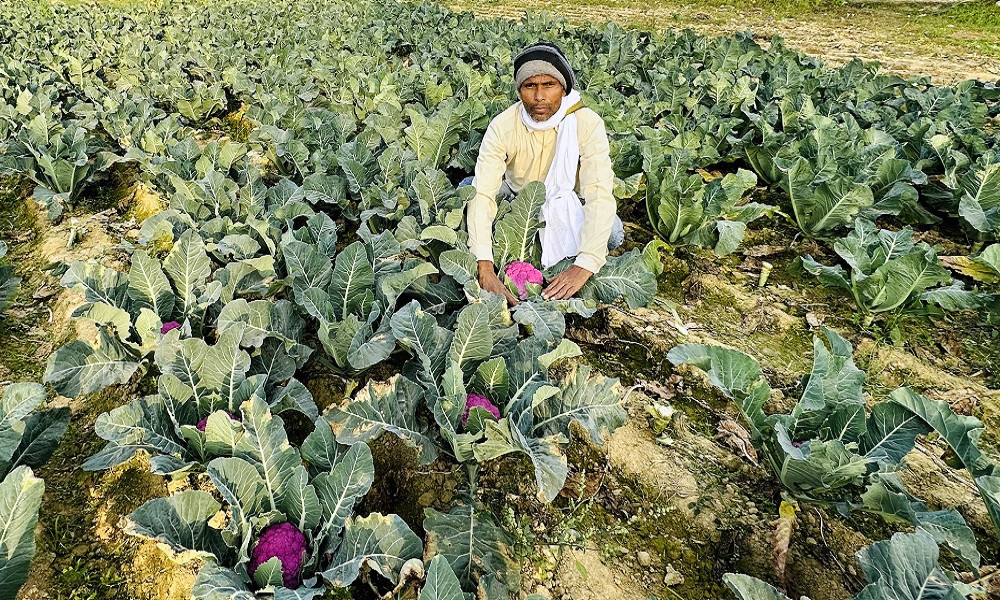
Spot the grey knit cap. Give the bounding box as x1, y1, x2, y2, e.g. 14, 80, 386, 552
513, 42, 576, 92
515, 60, 566, 90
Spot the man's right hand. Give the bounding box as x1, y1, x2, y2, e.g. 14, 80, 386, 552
478, 260, 519, 306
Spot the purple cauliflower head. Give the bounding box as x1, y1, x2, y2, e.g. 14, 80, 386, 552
462, 393, 500, 426
248, 522, 308, 588
503, 261, 544, 300
161, 321, 181, 334
196, 411, 239, 432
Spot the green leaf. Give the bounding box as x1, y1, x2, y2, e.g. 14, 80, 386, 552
958, 161, 1000, 235
860, 402, 931, 465
856, 529, 965, 600
7, 408, 71, 473
326, 376, 437, 465
972, 244, 1000, 279
313, 443, 375, 552
860, 247, 951, 313
164, 229, 211, 318
205, 457, 267, 537
234, 398, 300, 513
579, 249, 656, 309
921, 283, 981, 312
404, 101, 464, 168
470, 358, 509, 403
439, 250, 478, 286
423, 504, 517, 592
538, 339, 582, 371
475, 417, 568, 502
723, 573, 799, 600
323, 513, 422, 587
667, 343, 771, 434
125, 490, 227, 560
775, 427, 869, 494
379, 261, 438, 309
511, 301, 565, 342
493, 182, 545, 266
391, 300, 452, 376
84, 394, 187, 471
889, 388, 1000, 538
448, 303, 493, 367
1, 383, 46, 423
329, 241, 375, 320
253, 557, 285, 588
44, 330, 142, 397
420, 555, 470, 600
72, 302, 133, 341
191, 562, 252, 600
0, 467, 44, 599
788, 329, 866, 440
785, 157, 874, 235
301, 420, 347, 476
861, 473, 980, 571
641, 239, 670, 276
128, 250, 176, 321
532, 366, 624, 446
888, 388, 994, 478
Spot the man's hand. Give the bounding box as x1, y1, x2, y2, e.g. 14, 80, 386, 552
542, 265, 592, 300
478, 260, 519, 306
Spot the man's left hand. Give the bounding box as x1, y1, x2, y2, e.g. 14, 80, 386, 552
542, 265, 593, 301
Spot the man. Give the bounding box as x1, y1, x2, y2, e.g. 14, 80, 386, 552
465, 42, 622, 306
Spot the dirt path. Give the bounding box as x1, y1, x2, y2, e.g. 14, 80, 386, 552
446, 0, 1000, 83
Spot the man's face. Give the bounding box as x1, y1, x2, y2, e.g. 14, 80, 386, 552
519, 74, 566, 122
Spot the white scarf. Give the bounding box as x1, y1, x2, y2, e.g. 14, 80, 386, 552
520, 90, 585, 268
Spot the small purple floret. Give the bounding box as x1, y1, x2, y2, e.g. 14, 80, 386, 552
503, 261, 544, 300
462, 393, 500, 426
196, 411, 239, 432
161, 321, 181, 334
248, 522, 308, 589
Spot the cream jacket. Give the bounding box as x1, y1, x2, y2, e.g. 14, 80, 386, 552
466, 102, 616, 273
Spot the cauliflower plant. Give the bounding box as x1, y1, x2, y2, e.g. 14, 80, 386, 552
462, 393, 500, 426
160, 321, 181, 334
196, 411, 239, 432
502, 261, 543, 300
248, 522, 308, 588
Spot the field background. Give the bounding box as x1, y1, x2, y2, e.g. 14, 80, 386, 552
447, 0, 1000, 81
1, 1, 999, 600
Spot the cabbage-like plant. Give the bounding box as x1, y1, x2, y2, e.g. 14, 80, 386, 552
668, 330, 980, 571
502, 261, 543, 300
747, 113, 930, 235
644, 148, 769, 255
126, 399, 422, 599
45, 232, 312, 398
956, 152, 1000, 237
798, 218, 978, 319
0, 382, 70, 480
0, 466, 45, 599
0, 241, 20, 314
283, 226, 442, 374
329, 298, 626, 504
84, 326, 316, 475
0, 383, 69, 599
724, 529, 979, 600
0, 117, 121, 220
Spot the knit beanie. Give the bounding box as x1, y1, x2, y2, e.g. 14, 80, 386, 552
514, 42, 575, 92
